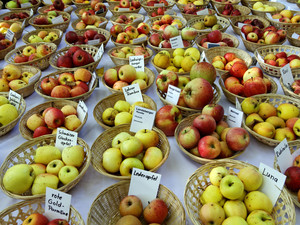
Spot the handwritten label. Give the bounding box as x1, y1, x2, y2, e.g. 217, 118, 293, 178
5, 29, 14, 42
274, 139, 293, 173
227, 106, 243, 127
292, 32, 299, 39
129, 168, 161, 208
51, 15, 64, 24
207, 43, 221, 49
132, 35, 147, 44
87, 39, 100, 45
45, 188, 72, 221
55, 128, 78, 150
21, 2, 32, 7
235, 97, 242, 111
8, 90, 21, 110
259, 163, 286, 206
280, 64, 294, 88
170, 35, 184, 49
123, 83, 143, 105
165, 84, 181, 105
130, 106, 156, 133
118, 8, 130, 12
129, 55, 144, 72
196, 8, 209, 15
94, 44, 104, 61
77, 100, 87, 123
154, 3, 164, 7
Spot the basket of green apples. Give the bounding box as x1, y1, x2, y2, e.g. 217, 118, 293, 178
6, 0, 41, 14
22, 29, 63, 46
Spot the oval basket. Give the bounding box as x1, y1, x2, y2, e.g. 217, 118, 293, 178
4, 42, 57, 71
211, 0, 241, 8
146, 15, 187, 33
287, 27, 300, 47
147, 38, 194, 54
0, 20, 23, 40
141, 0, 175, 14
93, 93, 157, 130
266, 10, 300, 30
242, 94, 300, 146
254, 45, 300, 77
181, 8, 216, 21
22, 28, 63, 46
87, 180, 185, 224
0, 92, 26, 137
280, 74, 300, 101
184, 159, 296, 225
241, 0, 269, 6
90, 124, 170, 180
0, 37, 17, 60
101, 66, 155, 94
111, 34, 149, 47
247, 1, 285, 17
215, 4, 251, 20
72, 0, 90, 9
0, 65, 42, 98
6, 0, 41, 14
110, 13, 145, 28
0, 134, 91, 199
71, 17, 108, 30
151, 58, 189, 76
0, 10, 33, 27
0, 198, 85, 225
176, 0, 210, 12
74, 7, 108, 18
109, 5, 142, 17
37, 5, 74, 14
187, 15, 230, 34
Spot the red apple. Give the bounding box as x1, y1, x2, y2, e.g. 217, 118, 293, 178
243, 77, 267, 97
40, 77, 59, 95
57, 55, 73, 68
156, 70, 178, 93
284, 166, 300, 192
207, 30, 222, 43
44, 107, 65, 128
72, 49, 90, 67
47, 219, 69, 225
225, 127, 250, 151
51, 85, 71, 98
143, 198, 168, 224
198, 136, 221, 159
33, 126, 52, 138
22, 213, 48, 225
202, 104, 224, 122
193, 114, 216, 136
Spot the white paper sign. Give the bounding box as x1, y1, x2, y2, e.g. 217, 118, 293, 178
87, 39, 100, 45
133, 17, 143, 23
51, 15, 64, 24
235, 97, 242, 111
292, 149, 300, 162
292, 33, 300, 39
274, 139, 293, 173
94, 44, 104, 61
165, 84, 181, 105
259, 163, 286, 206
21, 2, 32, 7
130, 106, 156, 133
200, 51, 206, 62
129, 55, 144, 72
8, 90, 21, 110
5, 29, 14, 42
132, 36, 147, 44
196, 8, 209, 15
128, 168, 161, 208
98, 21, 106, 28
154, 3, 164, 7
45, 188, 72, 221
89, 73, 97, 90
227, 106, 243, 127
55, 128, 78, 150
280, 64, 294, 88
165, 10, 175, 15
123, 83, 143, 105
170, 35, 184, 49
77, 100, 87, 123
207, 43, 220, 49
28, 72, 40, 84
118, 8, 130, 12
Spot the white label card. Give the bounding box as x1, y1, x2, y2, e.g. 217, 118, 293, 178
98, 21, 106, 28
154, 3, 164, 6
51, 15, 64, 24
8, 90, 21, 110
55, 128, 78, 150
133, 17, 143, 23
21, 2, 32, 7
235, 97, 242, 111
196, 8, 209, 15
200, 51, 206, 62
30, 9, 34, 16
118, 8, 130, 11
132, 36, 147, 44
274, 139, 293, 173
165, 84, 181, 105
280, 64, 294, 88
45, 188, 72, 221
129, 55, 144, 72
89, 73, 97, 90
259, 163, 286, 206
5, 29, 14, 41
130, 106, 156, 133
207, 43, 220, 49
77, 100, 88, 123
227, 106, 243, 127
94, 44, 104, 61
292, 33, 299, 39
170, 35, 184, 49
129, 168, 161, 209
123, 83, 143, 105
87, 39, 100, 45
266, 13, 278, 21
292, 149, 300, 162
28, 72, 40, 84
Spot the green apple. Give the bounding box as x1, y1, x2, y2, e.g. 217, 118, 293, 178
62, 145, 85, 167
241, 97, 260, 114
114, 112, 132, 126
58, 165, 79, 185
244, 191, 273, 214
113, 100, 131, 113
120, 136, 143, 157
200, 185, 225, 206
31, 173, 59, 195
47, 11, 57, 17
223, 200, 247, 219
0, 96, 9, 106
136, 71, 149, 84
119, 158, 144, 176
6, 1, 18, 8
0, 104, 18, 127
30, 163, 46, 176
199, 203, 225, 225
46, 159, 65, 175
28, 35, 43, 43
134, 129, 159, 150
222, 216, 248, 225
209, 166, 229, 186
220, 175, 244, 200
102, 107, 118, 126
142, 147, 163, 170
3, 164, 35, 194
111, 132, 132, 149
34, 145, 61, 165
238, 166, 263, 191
277, 103, 299, 121
247, 209, 275, 225
102, 147, 122, 173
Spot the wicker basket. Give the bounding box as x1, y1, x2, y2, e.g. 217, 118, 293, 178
0, 198, 85, 225
109, 5, 142, 17
22, 28, 63, 46
0, 1, 2, 9
219, 72, 278, 104
175, 0, 210, 12
287, 27, 300, 47
147, 38, 194, 54
72, 0, 90, 9
4, 42, 57, 71
280, 74, 300, 101
6, 0, 41, 14
241, 0, 269, 6
74, 7, 108, 18
0, 10, 33, 27
110, 13, 145, 28
215, 4, 251, 19
254, 45, 300, 77
146, 15, 187, 33
151, 58, 189, 76
0, 37, 17, 60
184, 159, 296, 225
141, 0, 175, 14
90, 124, 170, 180
187, 16, 230, 34
242, 94, 300, 146
38, 4, 74, 14
265, 10, 300, 30
71, 17, 108, 30
0, 134, 91, 199
0, 20, 23, 40
247, 1, 285, 17
49, 45, 102, 72
111, 34, 149, 47
87, 180, 185, 224
102, 66, 155, 94
29, 11, 71, 32
93, 93, 157, 130
211, 0, 241, 8
181, 8, 216, 21
0, 92, 26, 137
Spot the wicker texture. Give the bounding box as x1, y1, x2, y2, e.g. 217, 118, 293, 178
248, 1, 285, 17
87, 180, 185, 224
184, 159, 296, 225
22, 28, 63, 46
109, 5, 142, 16
0, 37, 17, 60
90, 124, 170, 180
19, 100, 88, 140
181, 9, 216, 21
146, 15, 187, 33
187, 16, 230, 34
72, 0, 90, 9
215, 4, 251, 19
71, 17, 108, 30
241, 0, 269, 6
38, 5, 74, 14
176, 0, 210, 12
0, 134, 91, 199
211, 0, 241, 8
0, 20, 23, 40
0, 10, 33, 27
147, 37, 194, 54
111, 34, 149, 47
280, 74, 300, 101
6, 0, 41, 14
287, 27, 300, 47
4, 42, 57, 71
74, 7, 108, 18
110, 13, 145, 28
266, 10, 300, 30
141, 0, 175, 14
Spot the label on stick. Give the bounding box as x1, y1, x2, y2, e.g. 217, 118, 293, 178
280, 64, 294, 89
129, 55, 144, 72
55, 128, 78, 150
5, 29, 14, 42
123, 83, 143, 105
170, 35, 184, 49
274, 139, 293, 174
130, 106, 156, 133
165, 84, 181, 105
227, 106, 243, 127
8, 90, 21, 110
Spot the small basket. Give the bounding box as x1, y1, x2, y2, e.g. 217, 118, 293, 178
287, 27, 300, 47
49, 44, 102, 72
280, 74, 300, 101
247, 1, 285, 18
4, 42, 57, 71
38, 5, 74, 14
146, 15, 187, 33
87, 180, 185, 224
176, 0, 210, 12
187, 16, 230, 34
0, 37, 17, 60
0, 10, 33, 27
184, 159, 296, 225
109, 5, 142, 17
181, 8, 216, 21
266, 10, 300, 30
90, 124, 170, 180
147, 38, 194, 54
219, 72, 278, 104
0, 20, 24, 40
0, 198, 85, 225
241, 0, 269, 6
0, 65, 42, 98
111, 35, 149, 47
6, 0, 41, 14
0, 134, 91, 199
72, 0, 90, 9
254, 45, 300, 77
71, 17, 108, 30
141, 0, 175, 14
215, 4, 251, 19
29, 11, 71, 32
93, 93, 157, 130
242, 94, 300, 146
74, 7, 108, 18
101, 66, 155, 94
110, 13, 145, 28
22, 28, 63, 46
151, 58, 189, 76
0, 92, 26, 137
211, 0, 241, 8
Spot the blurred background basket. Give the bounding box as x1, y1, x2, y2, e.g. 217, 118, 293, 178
187, 16, 230, 34
71, 17, 108, 30
74, 7, 108, 18
0, 37, 17, 60
38, 5, 74, 14
87, 180, 185, 224
0, 20, 24, 40
146, 15, 187, 33
265, 10, 300, 30
181, 8, 216, 21
247, 1, 285, 17
287, 27, 300, 47
151, 58, 189, 76
241, 0, 269, 6
72, 0, 90, 9
110, 13, 145, 28
6, 0, 41, 14
175, 0, 210, 12
141, 0, 175, 14
280, 74, 300, 101
0, 10, 33, 27
22, 28, 63, 46
215, 4, 251, 19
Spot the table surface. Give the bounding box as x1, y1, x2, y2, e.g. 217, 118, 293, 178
0, 1, 299, 224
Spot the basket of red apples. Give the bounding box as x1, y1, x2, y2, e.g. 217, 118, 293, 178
75, 4, 108, 19
215, 3, 251, 19
180, 3, 215, 21
147, 6, 177, 18
5, 0, 41, 13
266, 9, 300, 30
254, 45, 300, 77
187, 15, 230, 34
110, 14, 145, 28
38, 0, 73, 14
141, 0, 175, 14
0, 10, 32, 27
230, 15, 270, 35
146, 15, 187, 32
0, 20, 24, 40
280, 74, 300, 100
72, 14, 108, 30
4, 42, 57, 71
287, 27, 300, 47
22, 28, 63, 46
0, 36, 16, 60
108, 0, 142, 16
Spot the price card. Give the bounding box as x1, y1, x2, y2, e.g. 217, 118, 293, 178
235, 97, 242, 111
133, 17, 143, 23
280, 64, 294, 89
77, 100, 87, 123
94, 44, 104, 61
118, 8, 130, 12
129, 168, 161, 209
196, 8, 209, 15
200, 51, 206, 62
5, 29, 14, 42
226, 106, 243, 127
21, 2, 32, 7
292, 32, 300, 39
88, 72, 97, 90
64, 6, 72, 11
51, 15, 64, 24
45, 188, 72, 221
154, 3, 164, 7
266, 13, 279, 21
55, 128, 78, 150
170, 35, 184, 49
87, 39, 100, 45
207, 43, 220, 49
123, 83, 143, 105
130, 106, 156, 133
173, 23, 178, 29
129, 55, 144, 72
274, 139, 293, 174
8, 90, 21, 110
165, 9, 175, 15
259, 163, 286, 206
165, 84, 181, 105
132, 35, 147, 44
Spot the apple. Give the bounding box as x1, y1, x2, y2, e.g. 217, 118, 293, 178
22, 213, 49, 225
118, 65, 136, 83
284, 166, 300, 192
156, 70, 178, 93
293, 155, 300, 167
143, 198, 168, 224
190, 62, 217, 85
243, 77, 267, 97
193, 114, 216, 136
119, 195, 143, 217
30, 163, 46, 177
26, 113, 46, 132
47, 219, 69, 225
199, 203, 225, 225
223, 200, 247, 219
238, 166, 262, 192
62, 145, 85, 167
119, 158, 144, 176
198, 136, 221, 159
230, 62, 248, 78
244, 191, 273, 214
33, 126, 52, 138
200, 184, 225, 206
120, 136, 143, 157
207, 30, 222, 43
44, 107, 65, 128
226, 127, 250, 152
46, 159, 65, 175
143, 147, 163, 170
58, 165, 79, 185
72, 49, 90, 67
115, 215, 142, 225
202, 104, 224, 122
220, 175, 244, 200
247, 210, 275, 225
31, 173, 59, 195
209, 166, 229, 186
134, 129, 159, 150
40, 77, 59, 95
178, 126, 201, 149
223, 216, 247, 225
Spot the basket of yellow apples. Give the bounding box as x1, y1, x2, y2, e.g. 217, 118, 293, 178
5, 0, 41, 14
247, 1, 285, 18
187, 15, 230, 34
22, 28, 63, 46
265, 9, 300, 30
0, 21, 24, 40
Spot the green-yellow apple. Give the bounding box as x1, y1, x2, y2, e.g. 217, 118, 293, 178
220, 175, 244, 200
209, 166, 229, 186
129, 101, 152, 114
216, 120, 229, 136
135, 71, 148, 84
247, 209, 275, 225
119, 158, 144, 176
118, 65, 137, 83
61, 105, 77, 117
102, 107, 118, 126
62, 145, 85, 167
0, 96, 9, 106
30, 163, 46, 177
114, 112, 132, 126
245, 113, 264, 128
277, 103, 299, 120
220, 127, 230, 142
115, 215, 142, 225
241, 97, 260, 114
238, 166, 262, 191
178, 126, 201, 150
258, 102, 277, 120
64, 115, 82, 131
102, 147, 122, 173
173, 48, 185, 57
223, 200, 247, 219
222, 216, 248, 225
199, 203, 225, 225
253, 122, 276, 139
46, 159, 65, 175
120, 136, 143, 157
293, 119, 300, 136
244, 191, 273, 214
112, 132, 132, 148
200, 185, 225, 206
119, 195, 143, 217
0, 104, 19, 126
203, 14, 217, 27
31, 173, 59, 195
219, 141, 235, 158
34, 145, 62, 165
190, 62, 217, 84
274, 127, 296, 141
190, 146, 201, 157
58, 165, 79, 185
143, 147, 163, 170
265, 116, 286, 129
114, 100, 131, 113
134, 129, 159, 150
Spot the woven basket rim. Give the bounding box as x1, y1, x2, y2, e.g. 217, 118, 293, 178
108, 45, 153, 62
29, 11, 71, 27
74, 7, 108, 17
196, 33, 240, 50
5, 0, 41, 10
21, 28, 63, 44
279, 75, 300, 100
215, 4, 251, 18
187, 15, 230, 32
71, 17, 108, 30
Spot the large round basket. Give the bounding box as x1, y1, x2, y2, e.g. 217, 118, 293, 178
0, 198, 85, 225
280, 74, 300, 101
181, 8, 216, 21
0, 10, 33, 27
101, 66, 155, 94
87, 180, 185, 224
219, 72, 278, 104
90, 124, 170, 180
0, 37, 17, 60
93, 93, 157, 130
242, 94, 300, 146
147, 37, 194, 54
287, 27, 300, 47
37, 5, 74, 14
4, 42, 57, 71
0, 134, 91, 199
0, 20, 24, 40
0, 92, 26, 137
211, 0, 241, 8
184, 159, 296, 225
187, 16, 230, 34
215, 4, 251, 19
254, 45, 300, 77
175, 113, 246, 164
72, 0, 90, 9
110, 13, 145, 28
22, 28, 63, 46
265, 10, 300, 30
247, 1, 285, 17
146, 15, 187, 33
28, 11, 71, 32
109, 5, 142, 17
74, 7, 108, 18
6, 0, 41, 14
141, 0, 175, 14
19, 100, 88, 140
71, 17, 108, 30
49, 44, 102, 72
